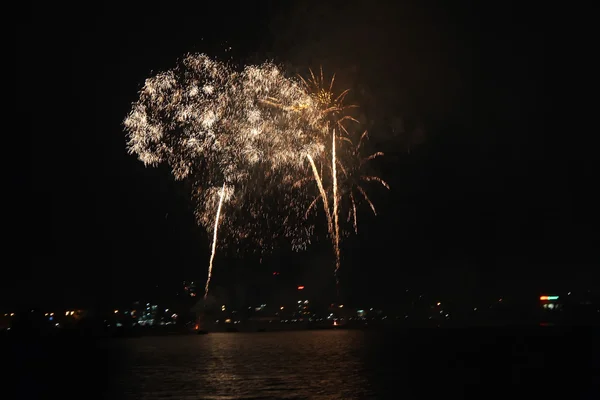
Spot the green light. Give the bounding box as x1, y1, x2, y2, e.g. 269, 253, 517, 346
540, 295, 559, 301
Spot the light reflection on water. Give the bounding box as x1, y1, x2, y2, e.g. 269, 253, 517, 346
114, 330, 375, 399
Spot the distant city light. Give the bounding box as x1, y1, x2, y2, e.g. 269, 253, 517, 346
339, 304, 344, 308
540, 295, 559, 301
436, 302, 441, 306
114, 309, 119, 314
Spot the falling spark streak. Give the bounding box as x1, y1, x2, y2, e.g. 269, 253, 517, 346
357, 130, 369, 150
350, 192, 358, 233
332, 128, 341, 278
361, 152, 385, 165
361, 175, 390, 189
205, 183, 226, 299
307, 154, 333, 237
305, 195, 322, 219
356, 184, 377, 216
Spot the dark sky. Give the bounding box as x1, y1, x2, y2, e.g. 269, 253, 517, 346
12, 2, 596, 309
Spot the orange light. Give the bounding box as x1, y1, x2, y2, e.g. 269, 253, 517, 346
297, 286, 305, 290
540, 295, 559, 301
194, 324, 199, 330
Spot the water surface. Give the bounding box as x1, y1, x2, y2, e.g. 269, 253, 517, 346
113, 331, 374, 399
8, 327, 598, 399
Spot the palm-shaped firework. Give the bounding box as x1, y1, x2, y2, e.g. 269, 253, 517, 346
267, 67, 390, 283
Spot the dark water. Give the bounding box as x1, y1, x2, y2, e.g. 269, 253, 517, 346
6, 327, 599, 399
114, 331, 372, 399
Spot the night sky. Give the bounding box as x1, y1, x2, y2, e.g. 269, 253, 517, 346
13, 2, 596, 309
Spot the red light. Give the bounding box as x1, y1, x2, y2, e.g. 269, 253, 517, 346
273, 272, 280, 276
297, 286, 305, 290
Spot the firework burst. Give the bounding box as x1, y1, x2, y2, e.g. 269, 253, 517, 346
276, 67, 390, 285
124, 55, 388, 297
124, 54, 322, 296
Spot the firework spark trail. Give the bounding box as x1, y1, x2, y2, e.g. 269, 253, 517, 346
205, 182, 226, 299
350, 192, 358, 233
305, 195, 321, 218
306, 153, 333, 237
331, 128, 341, 281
